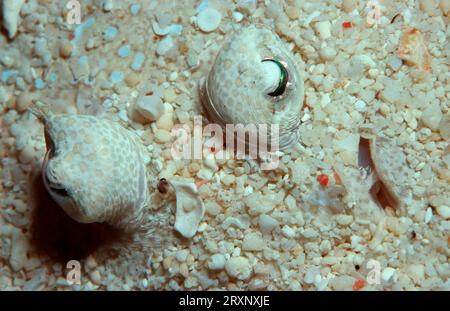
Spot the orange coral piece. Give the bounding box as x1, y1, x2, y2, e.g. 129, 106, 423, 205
397, 27, 432, 72
352, 278, 366, 291
317, 174, 329, 187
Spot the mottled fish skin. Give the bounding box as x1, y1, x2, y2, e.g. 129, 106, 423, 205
39, 112, 149, 232
201, 24, 304, 150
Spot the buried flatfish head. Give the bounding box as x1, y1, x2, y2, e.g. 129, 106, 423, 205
33, 110, 150, 233
200, 24, 305, 150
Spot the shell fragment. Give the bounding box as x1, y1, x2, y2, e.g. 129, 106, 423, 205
197, 8, 222, 33
397, 27, 432, 72
170, 180, 205, 238
2, 0, 25, 39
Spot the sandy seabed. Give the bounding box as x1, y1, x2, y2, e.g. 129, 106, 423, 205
0, 0, 449, 291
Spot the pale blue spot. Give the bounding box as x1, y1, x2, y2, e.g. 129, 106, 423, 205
130, 3, 141, 15
118, 44, 131, 58
110, 71, 123, 84
131, 52, 145, 71
1, 70, 19, 82
103, 26, 118, 41
35, 79, 46, 89
49, 73, 57, 82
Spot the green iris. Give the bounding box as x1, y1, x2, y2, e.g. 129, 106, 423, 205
262, 59, 288, 97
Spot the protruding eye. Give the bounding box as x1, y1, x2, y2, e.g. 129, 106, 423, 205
261, 58, 289, 97
44, 172, 70, 197
49, 185, 69, 197
42, 149, 69, 198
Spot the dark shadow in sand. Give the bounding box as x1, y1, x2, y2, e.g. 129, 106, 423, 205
29, 172, 125, 264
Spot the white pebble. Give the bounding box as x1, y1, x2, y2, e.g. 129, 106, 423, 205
118, 110, 128, 122
156, 37, 174, 56
319, 46, 336, 61
135, 92, 164, 122
380, 80, 401, 104
387, 55, 402, 71
197, 8, 222, 33
319, 240, 332, 253
381, 267, 396, 282
419, 0, 435, 15
313, 21, 331, 40
330, 275, 355, 290
424, 207, 433, 224
354, 99, 367, 112
102, 0, 113, 12
89, 270, 102, 285
9, 232, 29, 272
302, 228, 319, 238
242, 232, 265, 251
156, 113, 174, 131
16, 93, 33, 112
197, 167, 214, 181
12, 199, 27, 213
342, 0, 357, 13
2, 0, 25, 39
154, 129, 172, 143
152, 21, 182, 36
421, 102, 443, 131
436, 206, 450, 219
232, 247, 241, 257
406, 264, 425, 283
168, 71, 178, 82
207, 253, 226, 270
19, 144, 34, 164
258, 214, 278, 234
315, 276, 329, 290
204, 154, 218, 172
335, 214, 354, 226
304, 267, 320, 284
205, 201, 221, 216
232, 11, 244, 22
175, 250, 189, 262
225, 257, 252, 280
222, 217, 249, 229
281, 225, 296, 238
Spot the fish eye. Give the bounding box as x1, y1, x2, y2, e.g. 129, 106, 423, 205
49, 185, 70, 197
44, 173, 70, 197
261, 58, 289, 97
